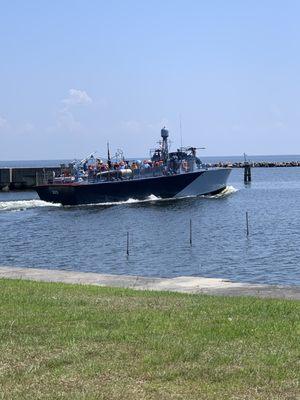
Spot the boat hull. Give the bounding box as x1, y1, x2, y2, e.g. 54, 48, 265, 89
35, 168, 231, 205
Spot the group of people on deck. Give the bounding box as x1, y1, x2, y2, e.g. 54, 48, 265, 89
75, 155, 165, 181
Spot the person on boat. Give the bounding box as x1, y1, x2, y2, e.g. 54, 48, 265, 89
169, 157, 178, 174
125, 161, 130, 169
131, 162, 138, 170
88, 155, 95, 164
142, 160, 150, 169
96, 159, 102, 171
100, 163, 108, 172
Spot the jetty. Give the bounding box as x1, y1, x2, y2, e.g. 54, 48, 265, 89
203, 160, 300, 168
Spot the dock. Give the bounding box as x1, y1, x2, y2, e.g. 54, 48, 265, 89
0, 166, 61, 190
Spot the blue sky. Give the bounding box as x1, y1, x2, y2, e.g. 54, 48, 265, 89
0, 0, 300, 159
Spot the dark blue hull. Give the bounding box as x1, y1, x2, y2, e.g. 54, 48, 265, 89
35, 169, 231, 205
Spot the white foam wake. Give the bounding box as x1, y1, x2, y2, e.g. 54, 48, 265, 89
0, 199, 61, 212
78, 194, 163, 207
0, 187, 238, 212
78, 187, 238, 207
205, 185, 238, 198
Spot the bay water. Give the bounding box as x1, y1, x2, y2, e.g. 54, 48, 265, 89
0, 166, 299, 286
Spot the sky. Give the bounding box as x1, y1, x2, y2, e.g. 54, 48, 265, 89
0, 0, 300, 160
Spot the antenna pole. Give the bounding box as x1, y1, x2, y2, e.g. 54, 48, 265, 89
180, 115, 183, 150
107, 142, 112, 169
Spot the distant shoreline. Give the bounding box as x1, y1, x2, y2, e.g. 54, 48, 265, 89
1, 154, 300, 168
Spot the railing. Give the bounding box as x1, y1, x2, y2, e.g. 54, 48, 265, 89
44, 161, 201, 185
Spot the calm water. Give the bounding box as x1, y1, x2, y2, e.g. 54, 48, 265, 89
0, 167, 299, 286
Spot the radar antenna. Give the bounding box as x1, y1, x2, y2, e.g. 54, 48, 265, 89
160, 127, 169, 162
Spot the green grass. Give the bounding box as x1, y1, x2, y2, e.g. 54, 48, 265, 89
0, 279, 299, 400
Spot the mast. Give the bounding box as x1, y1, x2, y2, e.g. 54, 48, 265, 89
180, 115, 183, 150
107, 142, 112, 169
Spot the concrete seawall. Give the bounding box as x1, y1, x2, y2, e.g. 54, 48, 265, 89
0, 266, 299, 299
0, 167, 61, 190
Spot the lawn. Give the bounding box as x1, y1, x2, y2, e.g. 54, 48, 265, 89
0, 279, 299, 399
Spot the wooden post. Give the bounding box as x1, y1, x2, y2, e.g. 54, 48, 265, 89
244, 162, 252, 183
126, 231, 129, 256
246, 212, 249, 236
189, 219, 192, 246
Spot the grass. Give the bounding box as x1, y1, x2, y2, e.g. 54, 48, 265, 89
0, 279, 299, 400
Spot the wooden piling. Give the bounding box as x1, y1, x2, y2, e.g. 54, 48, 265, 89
126, 231, 129, 256
244, 162, 251, 183
9, 168, 12, 184
246, 212, 249, 236
189, 219, 192, 246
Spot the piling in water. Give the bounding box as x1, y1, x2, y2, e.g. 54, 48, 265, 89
190, 219, 192, 246
246, 211, 249, 236
126, 231, 129, 256
244, 163, 252, 183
